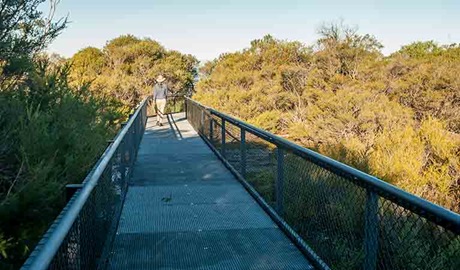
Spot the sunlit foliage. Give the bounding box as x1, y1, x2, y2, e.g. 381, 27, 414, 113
195, 24, 460, 211
69, 35, 198, 107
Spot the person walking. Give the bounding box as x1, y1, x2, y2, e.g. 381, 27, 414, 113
153, 75, 169, 126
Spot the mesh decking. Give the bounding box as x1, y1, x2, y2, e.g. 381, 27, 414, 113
107, 113, 313, 270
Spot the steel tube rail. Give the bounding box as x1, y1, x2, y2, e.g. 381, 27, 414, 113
22, 97, 150, 270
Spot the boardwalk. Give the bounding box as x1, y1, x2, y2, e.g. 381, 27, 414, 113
21, 99, 460, 270
107, 113, 313, 269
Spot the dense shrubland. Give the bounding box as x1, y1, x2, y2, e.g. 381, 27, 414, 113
0, 1, 197, 268
194, 24, 460, 212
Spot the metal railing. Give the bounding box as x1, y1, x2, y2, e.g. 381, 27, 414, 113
166, 95, 186, 114
21, 97, 150, 270
147, 95, 186, 119
186, 98, 460, 270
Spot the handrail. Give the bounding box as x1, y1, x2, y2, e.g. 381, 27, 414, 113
21, 97, 150, 270
185, 97, 460, 233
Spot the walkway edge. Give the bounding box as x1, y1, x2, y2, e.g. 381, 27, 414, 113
198, 132, 331, 270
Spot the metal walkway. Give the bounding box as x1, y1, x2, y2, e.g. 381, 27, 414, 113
21, 99, 460, 270
107, 113, 313, 269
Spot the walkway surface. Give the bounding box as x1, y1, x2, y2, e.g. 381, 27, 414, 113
107, 113, 313, 270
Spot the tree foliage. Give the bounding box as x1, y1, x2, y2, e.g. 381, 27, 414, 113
194, 24, 460, 211
0, 0, 66, 88
0, 1, 125, 268
69, 35, 198, 106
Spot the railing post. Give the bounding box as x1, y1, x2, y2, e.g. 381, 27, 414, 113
119, 142, 127, 185
141, 105, 146, 132
240, 128, 246, 178
185, 98, 188, 119
133, 115, 138, 151
200, 110, 204, 134
128, 125, 134, 168
221, 118, 226, 158
209, 118, 213, 142
276, 147, 284, 216
137, 112, 142, 149
364, 190, 379, 270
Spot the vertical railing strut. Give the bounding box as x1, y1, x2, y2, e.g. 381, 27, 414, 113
119, 130, 127, 188
276, 147, 284, 216
200, 110, 204, 134
221, 118, 226, 157
184, 98, 188, 119
209, 118, 214, 142
364, 190, 379, 270
240, 128, 246, 178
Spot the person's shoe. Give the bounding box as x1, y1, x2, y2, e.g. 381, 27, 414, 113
159, 122, 163, 126
156, 121, 160, 126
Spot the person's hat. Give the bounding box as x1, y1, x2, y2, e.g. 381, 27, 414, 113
156, 75, 166, 83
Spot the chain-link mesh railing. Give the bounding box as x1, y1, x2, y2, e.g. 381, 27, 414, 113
147, 95, 186, 117
186, 98, 460, 270
21, 97, 150, 270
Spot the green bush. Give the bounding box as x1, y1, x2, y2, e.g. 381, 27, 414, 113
0, 61, 125, 268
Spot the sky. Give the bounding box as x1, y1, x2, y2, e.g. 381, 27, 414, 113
44, 0, 460, 61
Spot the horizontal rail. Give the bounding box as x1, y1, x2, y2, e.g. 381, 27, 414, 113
186, 97, 460, 233
22, 97, 150, 270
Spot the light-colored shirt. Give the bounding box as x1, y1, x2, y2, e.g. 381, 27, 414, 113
153, 83, 169, 100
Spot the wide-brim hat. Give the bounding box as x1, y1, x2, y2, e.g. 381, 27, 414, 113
156, 75, 166, 83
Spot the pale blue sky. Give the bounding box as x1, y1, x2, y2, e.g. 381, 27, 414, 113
44, 0, 460, 61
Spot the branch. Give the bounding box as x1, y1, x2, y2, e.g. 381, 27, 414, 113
1, 160, 24, 205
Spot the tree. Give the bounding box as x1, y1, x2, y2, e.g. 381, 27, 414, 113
315, 21, 383, 79
0, 0, 66, 89
396, 41, 443, 58
69, 47, 105, 87
69, 35, 198, 106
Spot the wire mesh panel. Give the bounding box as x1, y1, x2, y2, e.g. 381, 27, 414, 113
22, 98, 150, 270
243, 130, 277, 207
376, 198, 460, 270
185, 98, 460, 270
283, 151, 367, 269
218, 119, 242, 171
165, 96, 186, 114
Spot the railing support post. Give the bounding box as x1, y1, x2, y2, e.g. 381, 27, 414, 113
221, 118, 226, 157
200, 110, 204, 134
127, 113, 134, 168
119, 144, 126, 184
209, 118, 213, 142
185, 98, 188, 119
134, 117, 139, 157
119, 123, 128, 184
364, 190, 379, 270
129, 126, 134, 168
276, 147, 284, 216
240, 128, 246, 178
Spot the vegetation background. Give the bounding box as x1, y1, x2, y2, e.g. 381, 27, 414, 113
194, 24, 460, 214
0, 1, 458, 269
